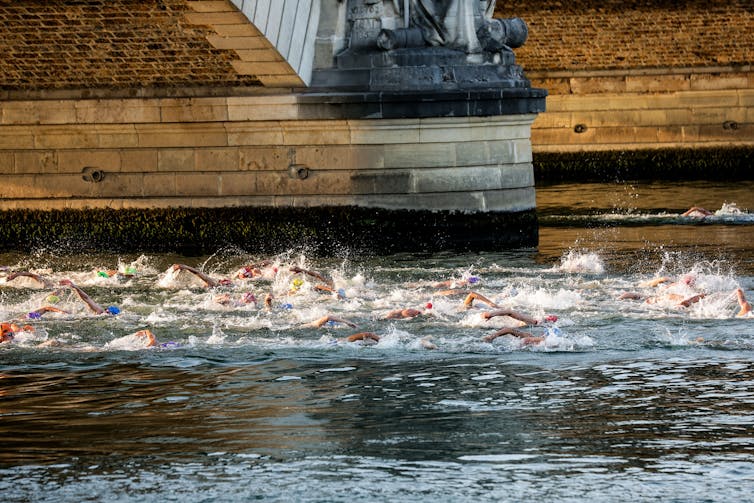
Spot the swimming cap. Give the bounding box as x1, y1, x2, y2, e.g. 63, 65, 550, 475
291, 278, 304, 290
425, 302, 433, 309
46, 294, 60, 304
467, 276, 480, 284
337, 288, 346, 299
544, 314, 558, 323
242, 292, 256, 304
125, 266, 137, 275
106, 306, 121, 315
97, 271, 109, 278
281, 303, 293, 310
27, 312, 42, 319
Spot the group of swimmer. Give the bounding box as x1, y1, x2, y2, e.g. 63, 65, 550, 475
1, 256, 751, 350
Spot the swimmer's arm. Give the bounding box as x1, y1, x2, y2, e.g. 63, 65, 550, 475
33, 306, 69, 315
290, 266, 333, 287
640, 276, 671, 288
306, 315, 358, 328
60, 280, 105, 314
344, 332, 380, 343
678, 293, 705, 307
463, 291, 498, 309
736, 288, 752, 317
483, 327, 532, 343
482, 309, 538, 325
7, 271, 53, 288
172, 264, 219, 287
134, 329, 157, 347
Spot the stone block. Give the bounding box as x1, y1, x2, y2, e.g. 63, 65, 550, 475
184, 12, 249, 25
256, 74, 306, 87
219, 172, 256, 196
57, 150, 120, 173
175, 173, 221, 197
1, 100, 77, 125
92, 172, 145, 198
348, 119, 422, 145
38, 174, 93, 199
158, 149, 196, 172
74, 100, 160, 124
235, 49, 285, 62
187, 1, 234, 13
212, 23, 262, 37
455, 141, 491, 167
238, 146, 290, 171
227, 123, 285, 147
14, 151, 58, 174
511, 139, 533, 164
98, 125, 141, 149
1, 175, 48, 198
570, 76, 627, 94
351, 170, 410, 195
121, 149, 159, 172
159, 98, 228, 122
625, 74, 690, 93
483, 187, 536, 212
142, 173, 177, 197
136, 124, 228, 148
675, 90, 740, 109
0, 127, 39, 149
741, 89, 754, 107
33, 125, 100, 149
195, 148, 238, 171
532, 112, 572, 129
282, 121, 351, 146
689, 74, 749, 91
383, 142, 456, 169
227, 95, 299, 120
232, 61, 295, 76
486, 139, 516, 164
0, 152, 13, 174
206, 35, 270, 50
410, 166, 502, 193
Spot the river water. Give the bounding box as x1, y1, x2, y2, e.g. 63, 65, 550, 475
2, 181, 754, 502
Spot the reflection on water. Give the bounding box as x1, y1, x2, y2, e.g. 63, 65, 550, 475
1, 181, 754, 502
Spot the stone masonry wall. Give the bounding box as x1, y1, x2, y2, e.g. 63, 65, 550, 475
499, 0, 754, 73
0, 0, 260, 93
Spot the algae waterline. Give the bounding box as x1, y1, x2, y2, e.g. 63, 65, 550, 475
0, 206, 537, 255
534, 146, 754, 184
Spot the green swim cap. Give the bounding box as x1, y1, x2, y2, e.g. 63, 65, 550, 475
125, 266, 137, 275
97, 271, 109, 278
46, 294, 60, 304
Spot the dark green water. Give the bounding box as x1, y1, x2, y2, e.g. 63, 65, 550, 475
1, 181, 753, 502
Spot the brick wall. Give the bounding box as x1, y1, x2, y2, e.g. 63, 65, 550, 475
0, 0, 260, 91
499, 0, 754, 72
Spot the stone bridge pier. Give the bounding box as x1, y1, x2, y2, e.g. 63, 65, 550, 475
0, 0, 545, 253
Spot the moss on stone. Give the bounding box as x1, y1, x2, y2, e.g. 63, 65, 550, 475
534, 146, 754, 184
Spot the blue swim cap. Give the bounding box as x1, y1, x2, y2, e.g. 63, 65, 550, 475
467, 276, 480, 284
281, 303, 293, 310
337, 288, 346, 299
160, 341, 180, 349
27, 312, 42, 319
106, 306, 121, 315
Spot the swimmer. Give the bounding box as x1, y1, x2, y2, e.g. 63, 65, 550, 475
1, 322, 34, 344
304, 314, 358, 328
107, 329, 159, 349
342, 332, 380, 344
482, 309, 557, 326
736, 288, 752, 317
681, 206, 713, 218
384, 303, 433, 319
482, 327, 544, 346
26, 305, 69, 319
432, 275, 481, 289
96, 267, 136, 280
289, 265, 334, 288
235, 260, 276, 280
171, 264, 231, 288
6, 271, 55, 288
59, 279, 120, 315
436, 289, 499, 309
214, 291, 257, 307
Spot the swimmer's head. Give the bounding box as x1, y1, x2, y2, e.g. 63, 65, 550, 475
425, 302, 433, 310
124, 266, 137, 276
291, 278, 304, 290
46, 294, 60, 304
337, 288, 346, 299
242, 292, 256, 304
0, 332, 13, 343
105, 306, 121, 316
218, 279, 233, 287
280, 303, 293, 310
467, 276, 480, 284
544, 314, 558, 323
97, 271, 110, 278
27, 312, 42, 320
681, 274, 696, 286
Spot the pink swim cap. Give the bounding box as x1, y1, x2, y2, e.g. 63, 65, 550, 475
544, 314, 558, 323
425, 302, 433, 309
